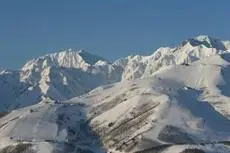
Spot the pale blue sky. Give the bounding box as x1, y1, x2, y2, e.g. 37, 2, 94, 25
0, 0, 230, 69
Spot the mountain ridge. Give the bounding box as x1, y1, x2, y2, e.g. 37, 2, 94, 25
0, 35, 230, 111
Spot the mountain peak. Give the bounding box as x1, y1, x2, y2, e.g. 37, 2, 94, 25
195, 35, 215, 41
48, 48, 107, 65
22, 49, 107, 72
180, 35, 228, 51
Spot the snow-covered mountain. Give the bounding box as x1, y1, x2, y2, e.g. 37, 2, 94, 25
21, 49, 122, 96
115, 35, 230, 80
0, 49, 123, 111
1, 35, 230, 111
1, 35, 230, 153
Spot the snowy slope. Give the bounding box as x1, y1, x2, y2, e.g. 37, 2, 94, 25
0, 70, 41, 111
1, 53, 230, 153
0, 101, 105, 153
79, 53, 230, 152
